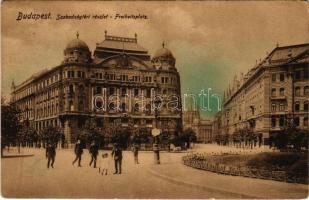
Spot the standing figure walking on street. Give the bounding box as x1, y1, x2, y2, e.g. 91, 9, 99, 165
72, 140, 83, 167
111, 143, 122, 174
89, 140, 99, 168
46, 141, 56, 169
132, 143, 139, 164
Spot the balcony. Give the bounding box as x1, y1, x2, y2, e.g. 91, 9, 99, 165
270, 95, 286, 100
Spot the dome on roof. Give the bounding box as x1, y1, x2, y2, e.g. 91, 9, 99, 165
65, 38, 90, 51
63, 33, 91, 64
153, 47, 175, 60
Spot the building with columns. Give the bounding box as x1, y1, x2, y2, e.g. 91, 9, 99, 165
10, 31, 182, 144
212, 43, 309, 144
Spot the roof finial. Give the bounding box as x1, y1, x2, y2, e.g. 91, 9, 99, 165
162, 41, 165, 48
105, 30, 107, 37
76, 31, 79, 39
276, 42, 279, 48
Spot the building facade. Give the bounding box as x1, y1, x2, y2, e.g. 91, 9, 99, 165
11, 31, 182, 144
183, 108, 213, 143
212, 43, 309, 144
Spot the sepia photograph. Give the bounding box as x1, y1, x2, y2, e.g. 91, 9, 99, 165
1, 1, 309, 199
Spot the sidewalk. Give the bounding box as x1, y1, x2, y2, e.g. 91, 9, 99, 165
2, 147, 35, 158
148, 161, 308, 199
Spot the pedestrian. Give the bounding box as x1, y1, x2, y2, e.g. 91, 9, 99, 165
46, 141, 56, 169
72, 140, 83, 167
98, 152, 109, 175
89, 140, 99, 168
111, 143, 122, 174
132, 143, 139, 164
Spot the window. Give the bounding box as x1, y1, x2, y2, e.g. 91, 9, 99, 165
295, 71, 301, 80
304, 117, 308, 127
134, 89, 139, 97
121, 88, 127, 97
279, 103, 285, 111
272, 74, 276, 82
69, 100, 74, 111
271, 103, 276, 112
121, 103, 126, 112
304, 69, 308, 79
280, 73, 285, 82
294, 117, 300, 127
271, 89, 276, 97
279, 88, 285, 96
145, 104, 151, 114
134, 103, 139, 112
304, 86, 309, 96
77, 71, 81, 78
96, 87, 102, 94
146, 89, 151, 98
161, 77, 164, 83
279, 115, 285, 127
295, 102, 300, 112
69, 85, 74, 93
109, 103, 115, 111
271, 116, 277, 127
304, 101, 309, 112
295, 87, 301, 96
109, 88, 115, 95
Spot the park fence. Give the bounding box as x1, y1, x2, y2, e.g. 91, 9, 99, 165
182, 153, 308, 184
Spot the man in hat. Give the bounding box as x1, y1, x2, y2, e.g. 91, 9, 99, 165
46, 141, 56, 169
89, 140, 99, 168
111, 143, 122, 174
72, 139, 83, 167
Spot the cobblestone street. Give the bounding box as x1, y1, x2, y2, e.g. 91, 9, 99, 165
1, 145, 308, 198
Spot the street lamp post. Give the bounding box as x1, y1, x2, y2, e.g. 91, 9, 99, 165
152, 98, 161, 164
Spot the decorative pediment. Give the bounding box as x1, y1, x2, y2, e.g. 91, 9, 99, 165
98, 54, 153, 70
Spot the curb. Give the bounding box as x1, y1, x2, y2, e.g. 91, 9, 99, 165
148, 167, 261, 199
2, 154, 34, 158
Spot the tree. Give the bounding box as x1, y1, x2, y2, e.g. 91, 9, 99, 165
1, 100, 21, 155
41, 125, 63, 147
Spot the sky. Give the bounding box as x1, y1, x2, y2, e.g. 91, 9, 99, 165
2, 1, 309, 118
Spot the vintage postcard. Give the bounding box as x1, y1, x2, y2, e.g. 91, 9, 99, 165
1, 1, 308, 199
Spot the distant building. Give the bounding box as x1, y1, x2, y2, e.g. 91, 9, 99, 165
10, 31, 183, 144
213, 43, 309, 144
183, 107, 213, 143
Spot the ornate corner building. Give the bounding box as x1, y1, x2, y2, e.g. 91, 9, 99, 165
10, 31, 183, 144
212, 43, 309, 144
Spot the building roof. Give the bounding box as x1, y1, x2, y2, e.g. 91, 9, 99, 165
263, 43, 309, 66
66, 38, 90, 51
153, 47, 175, 59
96, 35, 147, 53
